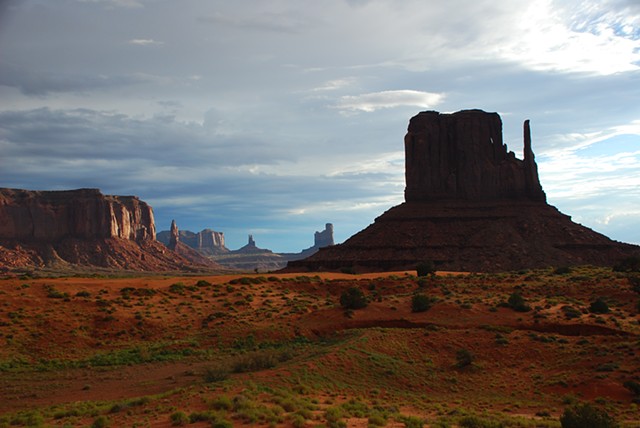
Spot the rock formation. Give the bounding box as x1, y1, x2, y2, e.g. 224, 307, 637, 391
287, 110, 639, 273
0, 188, 219, 271
0, 188, 155, 242
314, 223, 335, 248
163, 219, 221, 268
404, 110, 546, 203
157, 227, 228, 255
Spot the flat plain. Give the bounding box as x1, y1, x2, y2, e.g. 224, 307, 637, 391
0, 267, 638, 427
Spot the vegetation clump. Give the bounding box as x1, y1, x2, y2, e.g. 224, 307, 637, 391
411, 293, 436, 312
506, 291, 530, 312
455, 348, 474, 368
589, 297, 610, 314
340, 287, 368, 309
560, 402, 618, 428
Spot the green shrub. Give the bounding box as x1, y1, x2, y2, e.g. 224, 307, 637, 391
399, 415, 425, 428
210, 395, 233, 411
170, 411, 189, 426
203, 365, 230, 382
340, 287, 368, 310
196, 280, 211, 287
507, 292, 530, 312
416, 261, 436, 277
458, 415, 503, 427
589, 297, 610, 314
561, 305, 582, 319
455, 348, 474, 368
91, 416, 110, 428
411, 294, 435, 313
560, 403, 618, 428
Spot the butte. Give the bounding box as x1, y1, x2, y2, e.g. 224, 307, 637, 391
288, 109, 639, 273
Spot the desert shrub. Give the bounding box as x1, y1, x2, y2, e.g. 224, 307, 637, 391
416, 261, 436, 277
232, 349, 292, 373
325, 406, 346, 428
399, 415, 425, 428
340, 287, 368, 310
623, 380, 640, 403
458, 415, 503, 428
589, 297, 610, 314
553, 266, 572, 275
613, 256, 640, 272
455, 348, 474, 368
170, 411, 189, 426
211, 420, 233, 428
45, 285, 69, 299
560, 402, 618, 428
196, 280, 211, 287
368, 413, 387, 426
210, 395, 233, 411
561, 305, 582, 319
203, 365, 230, 382
75, 290, 91, 297
412, 293, 435, 312
507, 292, 530, 312
91, 416, 110, 428
169, 283, 187, 294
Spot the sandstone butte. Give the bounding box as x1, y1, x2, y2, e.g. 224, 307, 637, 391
287, 109, 640, 273
0, 188, 218, 271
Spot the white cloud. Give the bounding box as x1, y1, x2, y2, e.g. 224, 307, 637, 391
334, 90, 444, 113
494, 0, 640, 75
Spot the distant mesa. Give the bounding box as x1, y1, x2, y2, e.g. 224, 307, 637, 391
0, 188, 219, 272
157, 223, 228, 256
157, 223, 335, 272
287, 109, 639, 273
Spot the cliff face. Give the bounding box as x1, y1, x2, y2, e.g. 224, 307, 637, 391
0, 188, 155, 242
287, 110, 638, 273
404, 110, 545, 202
0, 188, 217, 271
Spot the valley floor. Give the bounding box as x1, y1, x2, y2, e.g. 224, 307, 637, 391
0, 267, 638, 427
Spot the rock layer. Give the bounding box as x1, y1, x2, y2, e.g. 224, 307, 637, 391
287, 110, 639, 272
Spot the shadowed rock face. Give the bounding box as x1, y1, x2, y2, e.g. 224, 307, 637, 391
404, 110, 545, 202
287, 110, 639, 273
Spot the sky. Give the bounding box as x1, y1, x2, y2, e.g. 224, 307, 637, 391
0, 0, 639, 252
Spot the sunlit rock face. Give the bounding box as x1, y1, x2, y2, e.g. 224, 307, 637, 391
286, 110, 639, 273
0, 188, 218, 271
0, 188, 155, 242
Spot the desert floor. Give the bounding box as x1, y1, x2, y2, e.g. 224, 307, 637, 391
0, 267, 638, 427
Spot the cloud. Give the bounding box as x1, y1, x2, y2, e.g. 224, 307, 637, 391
76, 0, 143, 8
127, 38, 163, 46
0, 64, 160, 96
334, 90, 444, 113
198, 11, 311, 34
